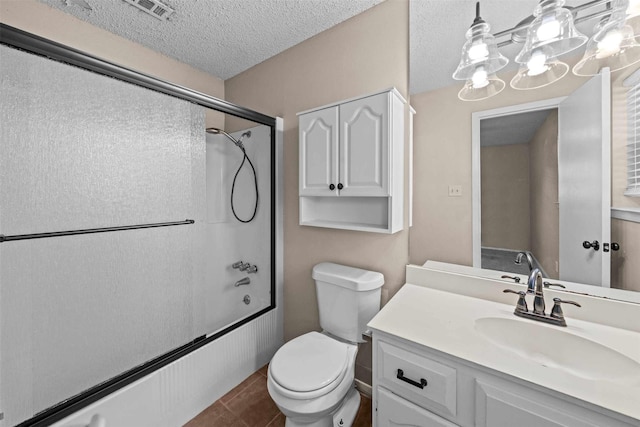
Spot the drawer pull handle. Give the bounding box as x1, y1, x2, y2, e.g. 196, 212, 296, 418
396, 369, 427, 389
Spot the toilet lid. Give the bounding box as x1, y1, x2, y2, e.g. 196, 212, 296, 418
270, 332, 349, 393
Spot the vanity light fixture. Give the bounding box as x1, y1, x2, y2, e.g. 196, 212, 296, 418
454, 0, 640, 100
452, 2, 508, 101
515, 0, 587, 65
573, 0, 640, 76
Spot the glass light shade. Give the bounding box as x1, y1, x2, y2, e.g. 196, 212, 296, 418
510, 58, 569, 90
574, 1, 640, 76
628, 0, 640, 18
624, 0, 640, 39
515, 0, 588, 64
453, 21, 508, 80
458, 69, 505, 101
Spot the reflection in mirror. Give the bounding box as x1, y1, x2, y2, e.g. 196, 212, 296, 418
481, 108, 558, 279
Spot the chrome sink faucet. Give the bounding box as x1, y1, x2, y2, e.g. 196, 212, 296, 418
504, 268, 581, 327
515, 251, 534, 274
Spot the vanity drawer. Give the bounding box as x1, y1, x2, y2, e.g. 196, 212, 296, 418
376, 340, 457, 419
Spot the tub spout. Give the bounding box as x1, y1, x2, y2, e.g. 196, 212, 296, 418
234, 277, 250, 287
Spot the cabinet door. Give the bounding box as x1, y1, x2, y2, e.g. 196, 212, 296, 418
475, 379, 605, 427
377, 387, 458, 427
299, 107, 339, 196
339, 93, 389, 196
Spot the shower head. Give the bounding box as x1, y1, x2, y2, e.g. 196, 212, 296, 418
205, 127, 249, 150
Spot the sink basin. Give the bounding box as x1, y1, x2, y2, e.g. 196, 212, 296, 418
475, 317, 640, 382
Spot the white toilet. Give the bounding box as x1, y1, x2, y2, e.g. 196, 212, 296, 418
267, 262, 384, 427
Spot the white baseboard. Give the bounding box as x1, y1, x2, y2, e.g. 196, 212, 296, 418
355, 379, 372, 398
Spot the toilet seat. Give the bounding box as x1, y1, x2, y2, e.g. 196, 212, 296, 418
269, 332, 351, 399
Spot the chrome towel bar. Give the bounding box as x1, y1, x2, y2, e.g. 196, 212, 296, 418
0, 219, 194, 243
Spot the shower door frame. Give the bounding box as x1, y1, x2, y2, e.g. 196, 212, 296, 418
0, 23, 279, 427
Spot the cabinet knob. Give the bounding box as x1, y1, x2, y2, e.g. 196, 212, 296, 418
329, 184, 335, 191
337, 183, 344, 190
582, 240, 599, 251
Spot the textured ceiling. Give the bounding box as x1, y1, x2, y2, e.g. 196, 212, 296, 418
37, 0, 602, 95
37, 0, 384, 80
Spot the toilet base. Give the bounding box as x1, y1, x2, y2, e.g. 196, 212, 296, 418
284, 387, 361, 427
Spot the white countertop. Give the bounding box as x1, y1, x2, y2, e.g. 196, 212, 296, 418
368, 283, 640, 422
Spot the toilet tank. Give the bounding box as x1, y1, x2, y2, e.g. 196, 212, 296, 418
312, 262, 384, 343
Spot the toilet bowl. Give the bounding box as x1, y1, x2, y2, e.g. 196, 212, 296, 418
267, 332, 359, 426
267, 263, 384, 427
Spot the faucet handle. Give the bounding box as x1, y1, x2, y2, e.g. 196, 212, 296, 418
544, 281, 566, 289
501, 275, 521, 283
503, 289, 528, 313
550, 298, 581, 325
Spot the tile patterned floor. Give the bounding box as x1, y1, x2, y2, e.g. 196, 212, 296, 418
184, 365, 372, 427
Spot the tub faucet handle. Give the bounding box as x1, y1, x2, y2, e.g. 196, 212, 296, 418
232, 261, 244, 269
247, 265, 258, 273
239, 262, 251, 271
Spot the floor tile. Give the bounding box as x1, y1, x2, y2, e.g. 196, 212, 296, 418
219, 372, 264, 405
265, 413, 286, 427
258, 364, 269, 377
184, 366, 373, 427
353, 394, 372, 427
225, 374, 281, 426
183, 401, 246, 427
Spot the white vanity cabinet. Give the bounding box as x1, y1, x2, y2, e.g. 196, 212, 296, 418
372, 332, 637, 427
298, 88, 405, 233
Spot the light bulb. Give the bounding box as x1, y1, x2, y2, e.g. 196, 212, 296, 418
537, 15, 561, 41
472, 66, 489, 88
527, 50, 549, 76
468, 41, 489, 61
596, 28, 624, 58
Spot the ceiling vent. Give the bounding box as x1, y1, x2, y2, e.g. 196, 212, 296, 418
122, 0, 174, 21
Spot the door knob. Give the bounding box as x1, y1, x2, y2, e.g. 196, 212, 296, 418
329, 184, 335, 190
337, 183, 344, 190
582, 240, 600, 251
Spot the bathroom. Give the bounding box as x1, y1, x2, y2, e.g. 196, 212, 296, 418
1, 0, 639, 426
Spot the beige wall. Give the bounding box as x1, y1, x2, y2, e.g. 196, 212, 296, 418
529, 111, 559, 279
225, 0, 410, 384
481, 144, 530, 251
0, 0, 225, 128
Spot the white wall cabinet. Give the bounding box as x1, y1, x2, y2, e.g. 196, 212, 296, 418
298, 88, 405, 233
372, 332, 637, 427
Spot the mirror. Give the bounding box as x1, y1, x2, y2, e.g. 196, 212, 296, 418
471, 68, 640, 297
408, 35, 640, 305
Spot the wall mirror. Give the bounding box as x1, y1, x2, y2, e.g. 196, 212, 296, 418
471, 67, 640, 300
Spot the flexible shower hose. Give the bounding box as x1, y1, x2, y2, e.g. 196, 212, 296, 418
231, 147, 259, 223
